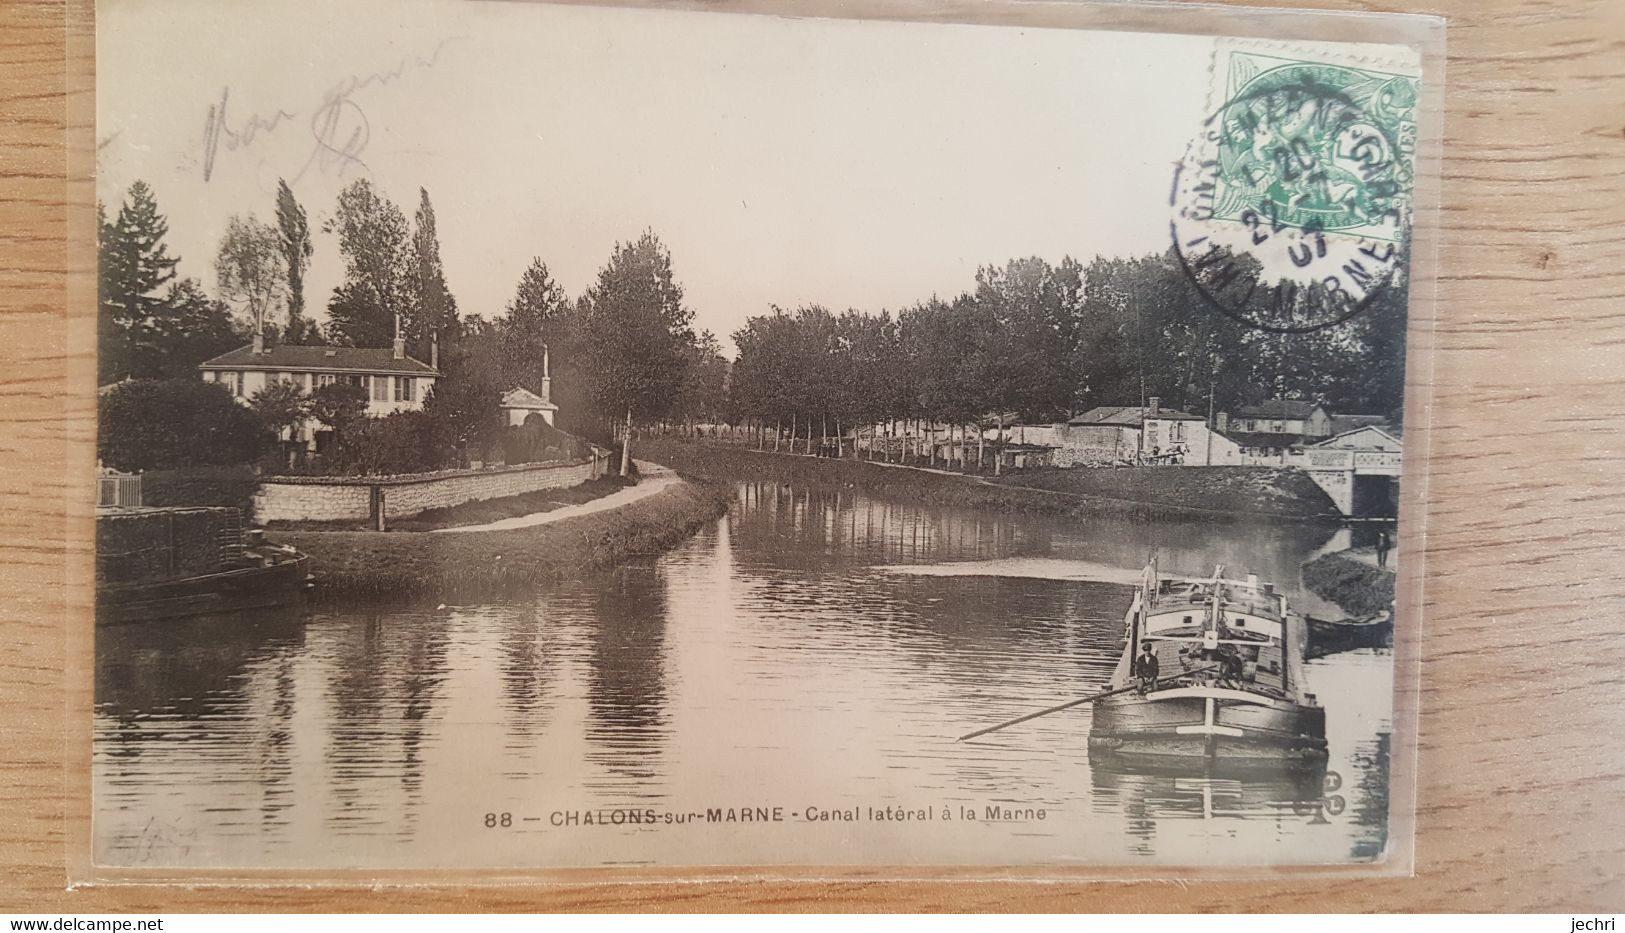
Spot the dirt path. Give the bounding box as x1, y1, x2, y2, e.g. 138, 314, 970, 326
432, 462, 680, 533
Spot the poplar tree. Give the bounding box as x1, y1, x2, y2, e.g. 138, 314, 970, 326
410, 187, 459, 362
274, 179, 317, 343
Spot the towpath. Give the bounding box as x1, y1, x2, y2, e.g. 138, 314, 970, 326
432, 462, 680, 533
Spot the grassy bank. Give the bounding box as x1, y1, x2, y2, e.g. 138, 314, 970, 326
277, 478, 731, 601
639, 440, 1339, 522
266, 475, 635, 532
988, 465, 1338, 519
1302, 551, 1396, 616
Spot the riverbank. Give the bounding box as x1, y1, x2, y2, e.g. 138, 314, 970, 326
277, 476, 731, 601
435, 463, 679, 533
1302, 551, 1397, 617
638, 440, 1341, 522
265, 475, 635, 532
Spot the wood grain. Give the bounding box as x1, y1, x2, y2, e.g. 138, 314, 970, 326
4, 0, 1624, 912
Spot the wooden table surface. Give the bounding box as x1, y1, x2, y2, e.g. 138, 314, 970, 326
3, 0, 1623, 913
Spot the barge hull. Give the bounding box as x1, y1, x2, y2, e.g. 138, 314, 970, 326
97, 555, 311, 626
1088, 692, 1327, 765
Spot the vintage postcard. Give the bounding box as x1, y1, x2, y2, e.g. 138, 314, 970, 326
87, 0, 1438, 878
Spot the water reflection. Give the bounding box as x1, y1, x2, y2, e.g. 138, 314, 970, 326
581, 565, 671, 792
94, 480, 1390, 869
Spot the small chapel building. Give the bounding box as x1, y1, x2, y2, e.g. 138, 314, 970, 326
500, 345, 560, 426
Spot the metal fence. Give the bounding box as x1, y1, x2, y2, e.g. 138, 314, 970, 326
97, 472, 143, 508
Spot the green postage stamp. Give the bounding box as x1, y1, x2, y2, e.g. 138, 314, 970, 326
1172, 40, 1423, 333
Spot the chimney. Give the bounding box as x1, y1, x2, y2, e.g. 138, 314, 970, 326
1147, 396, 1160, 415
541, 343, 552, 405
430, 332, 439, 371
393, 336, 406, 360
1216, 411, 1230, 433
252, 330, 265, 355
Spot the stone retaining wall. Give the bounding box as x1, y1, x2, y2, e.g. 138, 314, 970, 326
255, 458, 601, 524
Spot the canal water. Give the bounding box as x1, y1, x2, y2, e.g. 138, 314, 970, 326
94, 481, 1394, 871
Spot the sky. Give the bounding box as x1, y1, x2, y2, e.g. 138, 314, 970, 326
96, 0, 1220, 354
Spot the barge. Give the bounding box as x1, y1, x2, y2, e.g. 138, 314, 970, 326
1088, 561, 1328, 767
96, 506, 312, 625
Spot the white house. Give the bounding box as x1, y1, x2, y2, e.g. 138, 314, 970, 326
1060, 397, 1229, 465
1221, 400, 1333, 439
199, 335, 440, 448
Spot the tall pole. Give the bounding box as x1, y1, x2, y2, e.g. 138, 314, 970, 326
621, 407, 632, 476
1134, 277, 1145, 412
1206, 375, 1216, 466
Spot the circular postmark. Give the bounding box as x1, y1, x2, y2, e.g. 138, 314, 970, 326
1171, 56, 1419, 333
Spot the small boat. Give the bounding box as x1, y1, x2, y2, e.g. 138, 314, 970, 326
1088, 560, 1328, 767
1306, 610, 1393, 657
97, 507, 313, 626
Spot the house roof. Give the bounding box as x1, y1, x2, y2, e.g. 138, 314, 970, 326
1067, 405, 1204, 427
1235, 399, 1323, 420
1328, 413, 1390, 434
198, 344, 438, 375
1224, 431, 1306, 449
1314, 425, 1403, 450
500, 386, 558, 409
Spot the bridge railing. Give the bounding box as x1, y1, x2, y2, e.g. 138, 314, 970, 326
1354, 450, 1403, 470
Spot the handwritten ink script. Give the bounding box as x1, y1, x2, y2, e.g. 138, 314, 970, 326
199, 37, 461, 183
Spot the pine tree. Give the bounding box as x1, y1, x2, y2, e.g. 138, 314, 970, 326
502, 258, 571, 390
97, 200, 126, 383
99, 182, 217, 381
104, 181, 179, 323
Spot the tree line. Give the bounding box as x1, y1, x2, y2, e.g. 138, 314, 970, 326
98, 176, 1404, 477
97, 178, 716, 472
726, 250, 1408, 450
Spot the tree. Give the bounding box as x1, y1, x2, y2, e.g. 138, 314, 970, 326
98, 200, 130, 383
501, 258, 573, 396
99, 182, 182, 382
275, 178, 318, 344
409, 188, 459, 362
102, 181, 179, 325
250, 378, 310, 441
422, 373, 505, 462
328, 411, 440, 476
324, 179, 412, 348
97, 379, 271, 472
309, 382, 370, 443
975, 256, 1086, 421
161, 277, 242, 377
577, 231, 695, 474
215, 214, 288, 339
677, 330, 730, 432
324, 282, 393, 348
